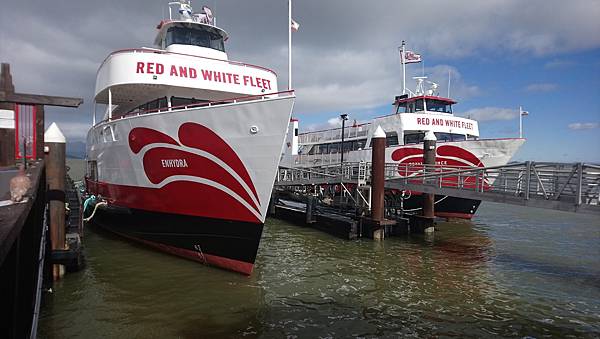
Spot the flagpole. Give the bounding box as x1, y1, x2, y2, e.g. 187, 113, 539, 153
447, 69, 451, 98
519, 106, 523, 138
401, 41, 406, 95
288, 0, 292, 90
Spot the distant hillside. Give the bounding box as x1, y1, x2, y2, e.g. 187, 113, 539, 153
66, 141, 86, 159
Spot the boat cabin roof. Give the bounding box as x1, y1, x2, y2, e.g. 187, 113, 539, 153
154, 20, 229, 47
393, 95, 456, 106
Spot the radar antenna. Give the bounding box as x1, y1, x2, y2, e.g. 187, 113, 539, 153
413, 76, 427, 95
192, 6, 214, 24
425, 80, 439, 96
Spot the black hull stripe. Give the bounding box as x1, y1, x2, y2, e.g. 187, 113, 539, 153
93, 207, 264, 265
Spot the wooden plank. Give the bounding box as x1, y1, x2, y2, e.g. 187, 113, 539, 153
1, 93, 82, 108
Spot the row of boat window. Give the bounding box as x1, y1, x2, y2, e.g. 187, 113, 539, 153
127, 97, 209, 115
304, 132, 473, 155
395, 99, 453, 114
407, 132, 472, 143
88, 125, 119, 144
165, 26, 225, 52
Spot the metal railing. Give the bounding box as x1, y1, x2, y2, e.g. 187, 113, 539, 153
97, 90, 295, 125
390, 162, 600, 205
276, 161, 600, 214
297, 124, 370, 144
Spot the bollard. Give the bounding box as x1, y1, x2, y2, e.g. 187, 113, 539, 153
44, 122, 66, 280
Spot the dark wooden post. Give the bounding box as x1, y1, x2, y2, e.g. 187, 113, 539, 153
305, 195, 316, 224
422, 131, 436, 218
0, 63, 16, 167
370, 126, 386, 240
421, 131, 436, 233
371, 126, 386, 222
35, 105, 44, 160
45, 122, 66, 280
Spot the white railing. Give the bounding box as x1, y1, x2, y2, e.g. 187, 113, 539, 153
298, 124, 370, 144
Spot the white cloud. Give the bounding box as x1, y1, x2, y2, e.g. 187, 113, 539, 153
460, 107, 518, 121
289, 47, 480, 115
421, 65, 480, 100
327, 117, 341, 127
568, 122, 599, 130
524, 83, 558, 92
3, 0, 600, 148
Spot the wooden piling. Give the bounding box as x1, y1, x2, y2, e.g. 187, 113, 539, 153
0, 63, 15, 167
365, 125, 395, 240
44, 123, 66, 280
421, 131, 436, 233
371, 126, 386, 222
305, 195, 316, 224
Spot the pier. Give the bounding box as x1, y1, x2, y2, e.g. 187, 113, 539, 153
273, 156, 600, 240
0, 63, 82, 338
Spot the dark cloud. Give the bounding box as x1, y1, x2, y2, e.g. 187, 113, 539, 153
1, 0, 599, 141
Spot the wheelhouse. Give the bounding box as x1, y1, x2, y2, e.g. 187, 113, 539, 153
394, 95, 456, 114
156, 22, 227, 52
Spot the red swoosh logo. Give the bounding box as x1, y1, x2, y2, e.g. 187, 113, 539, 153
391, 145, 489, 189
178, 123, 260, 204
127, 123, 262, 222
143, 147, 259, 212
129, 127, 179, 154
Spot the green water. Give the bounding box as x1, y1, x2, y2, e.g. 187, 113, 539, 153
39, 161, 600, 337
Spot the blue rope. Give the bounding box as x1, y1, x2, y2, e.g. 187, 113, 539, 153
83, 195, 97, 216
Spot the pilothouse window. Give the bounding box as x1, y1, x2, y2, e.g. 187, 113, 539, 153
426, 99, 452, 113
404, 133, 425, 144
415, 99, 424, 112
166, 26, 225, 52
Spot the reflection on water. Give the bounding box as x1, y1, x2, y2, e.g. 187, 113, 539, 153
39, 202, 600, 338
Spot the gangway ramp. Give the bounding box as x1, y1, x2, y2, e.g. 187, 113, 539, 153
276, 162, 600, 215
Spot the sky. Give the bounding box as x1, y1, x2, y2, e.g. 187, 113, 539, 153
1, 0, 599, 162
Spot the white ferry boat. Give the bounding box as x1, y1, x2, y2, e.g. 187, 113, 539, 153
282, 77, 524, 219
84, 1, 295, 274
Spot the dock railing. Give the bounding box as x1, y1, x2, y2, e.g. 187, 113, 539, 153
276, 161, 600, 214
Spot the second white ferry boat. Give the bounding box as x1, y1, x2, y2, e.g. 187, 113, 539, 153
85, 1, 295, 274
282, 76, 524, 219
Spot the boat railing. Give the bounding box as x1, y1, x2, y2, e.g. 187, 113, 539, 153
98, 48, 277, 76
298, 124, 370, 144
97, 90, 294, 125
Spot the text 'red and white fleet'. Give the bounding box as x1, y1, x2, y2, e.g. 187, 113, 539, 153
85, 1, 295, 275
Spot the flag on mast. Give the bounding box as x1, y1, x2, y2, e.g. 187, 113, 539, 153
402, 50, 422, 64
291, 18, 300, 32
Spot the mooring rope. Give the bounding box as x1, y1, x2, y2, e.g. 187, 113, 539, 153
82, 197, 107, 222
